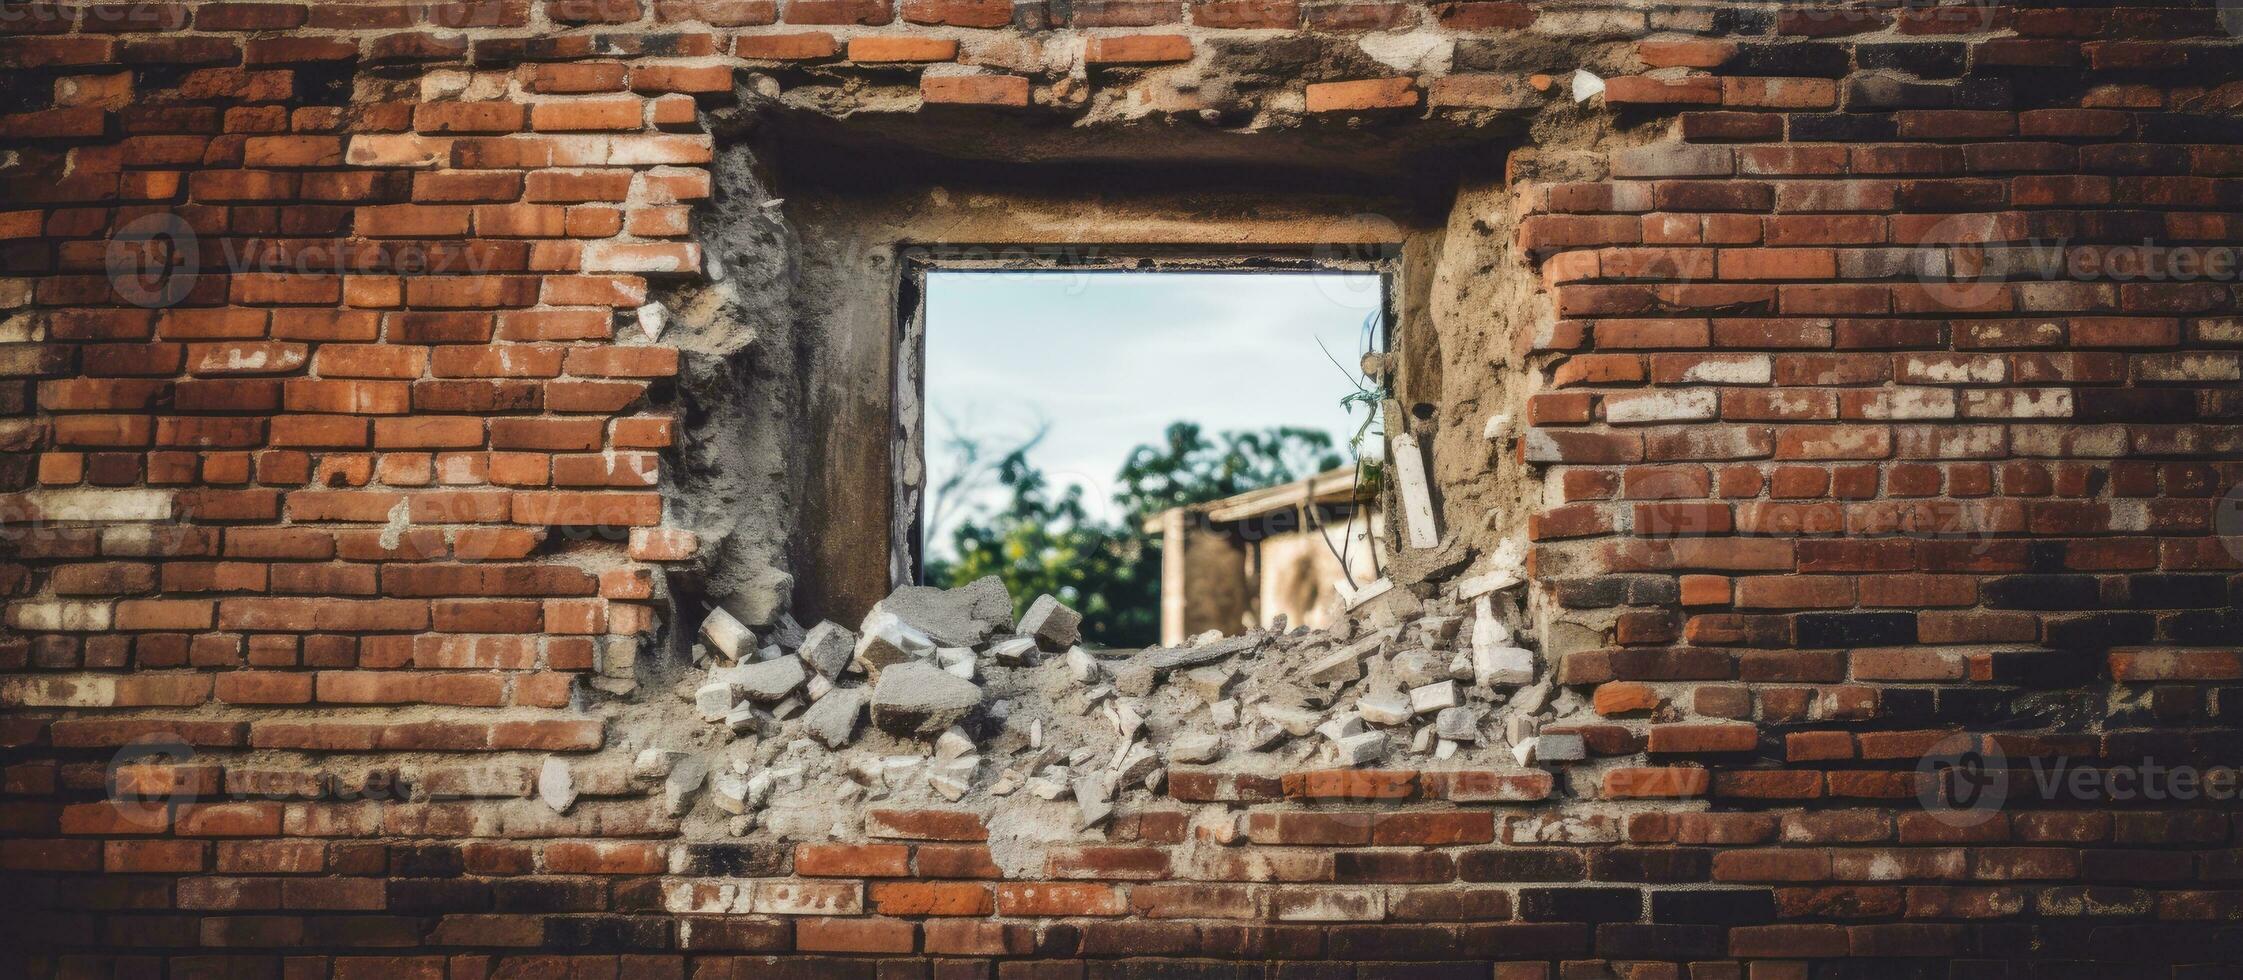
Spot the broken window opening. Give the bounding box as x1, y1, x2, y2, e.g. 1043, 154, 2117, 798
897, 255, 1396, 649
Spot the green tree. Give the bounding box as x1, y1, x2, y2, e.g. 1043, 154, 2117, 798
1115, 422, 1344, 523
926, 421, 1344, 647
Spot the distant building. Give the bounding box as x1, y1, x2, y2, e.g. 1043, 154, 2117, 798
1142, 466, 1387, 646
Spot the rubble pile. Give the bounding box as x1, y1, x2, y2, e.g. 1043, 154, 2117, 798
637, 540, 1581, 833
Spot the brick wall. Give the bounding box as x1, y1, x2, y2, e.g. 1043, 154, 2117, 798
4, 0, 2243, 976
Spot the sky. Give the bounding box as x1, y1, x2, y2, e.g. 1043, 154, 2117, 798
922, 270, 1384, 557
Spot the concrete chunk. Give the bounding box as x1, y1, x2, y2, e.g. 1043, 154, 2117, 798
1410, 681, 1460, 716
700, 606, 753, 661
731, 656, 808, 703
990, 636, 1038, 665
1334, 731, 1389, 766
1019, 594, 1082, 652
869, 574, 1013, 647
1171, 733, 1223, 764
663, 755, 709, 816
802, 687, 864, 749
799, 621, 856, 678
696, 681, 737, 720
1357, 695, 1412, 727
854, 608, 936, 677
869, 661, 982, 738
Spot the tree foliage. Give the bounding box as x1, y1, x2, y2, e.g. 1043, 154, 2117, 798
926, 422, 1343, 648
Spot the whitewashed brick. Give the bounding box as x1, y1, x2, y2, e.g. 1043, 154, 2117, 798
1603, 389, 1718, 425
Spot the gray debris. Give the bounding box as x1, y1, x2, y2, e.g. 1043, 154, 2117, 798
798, 621, 856, 678
802, 688, 864, 748
1334, 730, 1390, 766
731, 655, 808, 703
869, 661, 983, 737
1307, 647, 1363, 685
1180, 666, 1235, 703
1114, 662, 1157, 697
1536, 732, 1588, 762
870, 575, 1014, 647
1143, 631, 1263, 673
663, 755, 709, 816
695, 681, 736, 720
1512, 678, 1554, 716
1018, 594, 1083, 652
1436, 706, 1481, 742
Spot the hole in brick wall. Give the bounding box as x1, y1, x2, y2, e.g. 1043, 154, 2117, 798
627, 111, 1561, 846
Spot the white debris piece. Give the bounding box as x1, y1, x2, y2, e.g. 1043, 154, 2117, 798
1262, 703, 1322, 737
632, 749, 677, 780
1209, 699, 1239, 727
538, 757, 576, 813
1318, 712, 1368, 741
1170, 733, 1223, 764
854, 609, 936, 677
1512, 678, 1554, 716
1410, 681, 1460, 716
1065, 647, 1102, 685
1357, 695, 1412, 727
936, 647, 977, 680
1338, 576, 1395, 611
1112, 743, 1161, 785
1511, 738, 1538, 767
636, 301, 668, 341
928, 773, 971, 801
711, 772, 751, 815
1458, 569, 1524, 599
990, 636, 1039, 666
935, 726, 977, 761
1389, 432, 1441, 549
696, 681, 737, 721
1471, 598, 1535, 687
699, 606, 753, 661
